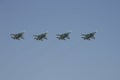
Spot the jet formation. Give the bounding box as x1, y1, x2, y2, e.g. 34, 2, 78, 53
10, 31, 96, 41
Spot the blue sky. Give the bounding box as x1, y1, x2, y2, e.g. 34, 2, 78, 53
0, 0, 120, 80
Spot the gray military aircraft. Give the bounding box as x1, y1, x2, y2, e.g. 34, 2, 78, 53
10, 32, 24, 40
56, 32, 71, 40
81, 32, 96, 40
33, 32, 48, 41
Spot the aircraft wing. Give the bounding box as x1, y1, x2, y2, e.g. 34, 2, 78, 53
33, 35, 38, 37
81, 34, 86, 36
10, 34, 15, 36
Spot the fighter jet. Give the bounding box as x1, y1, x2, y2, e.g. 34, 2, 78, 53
10, 32, 24, 40
81, 32, 96, 40
33, 32, 48, 41
56, 32, 71, 40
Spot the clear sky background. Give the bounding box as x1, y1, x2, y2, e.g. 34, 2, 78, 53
0, 0, 120, 80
